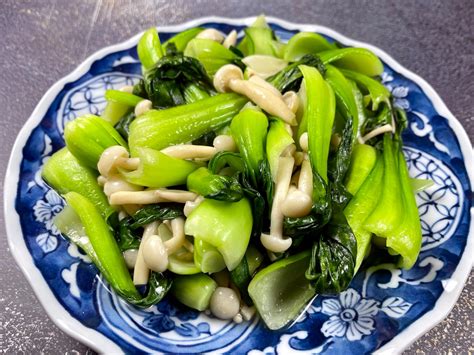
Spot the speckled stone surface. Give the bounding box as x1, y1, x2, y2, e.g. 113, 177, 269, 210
1, 0, 472, 353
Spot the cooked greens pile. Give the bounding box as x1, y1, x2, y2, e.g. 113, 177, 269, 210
42, 16, 425, 330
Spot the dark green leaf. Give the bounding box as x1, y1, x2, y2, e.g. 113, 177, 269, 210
192, 130, 216, 146
305, 214, 356, 294
132, 79, 148, 99
144, 53, 213, 108
328, 118, 353, 185
187, 167, 243, 202
268, 54, 326, 93
115, 111, 135, 140
116, 216, 141, 251
130, 203, 184, 229
230, 256, 253, 305
208, 151, 245, 174
124, 272, 173, 307
283, 172, 331, 238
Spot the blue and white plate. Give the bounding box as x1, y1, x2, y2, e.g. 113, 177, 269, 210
4, 17, 473, 354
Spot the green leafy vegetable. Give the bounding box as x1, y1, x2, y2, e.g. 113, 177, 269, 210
340, 69, 391, 111
230, 108, 273, 205
185, 198, 253, 271
163, 27, 204, 53
171, 274, 217, 311
143, 52, 213, 108
130, 203, 184, 229
184, 38, 241, 75
129, 93, 247, 153
266, 118, 295, 182
42, 148, 114, 219
194, 238, 226, 273
268, 54, 325, 93
300, 65, 336, 182
104, 90, 144, 107
283, 32, 334, 61
187, 167, 243, 202
121, 147, 199, 188
137, 27, 164, 69
305, 215, 357, 294
319, 48, 384, 77
64, 114, 127, 169
114, 111, 135, 140
248, 251, 315, 330
208, 151, 245, 174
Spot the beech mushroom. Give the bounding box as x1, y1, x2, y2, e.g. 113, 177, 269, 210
213, 64, 296, 125
222, 30, 237, 48
97, 146, 139, 178
210, 287, 240, 320
248, 74, 282, 98
164, 217, 186, 255
142, 234, 169, 273
123, 249, 138, 269
359, 124, 393, 144
196, 28, 225, 43
119, 85, 134, 94
161, 144, 217, 160
110, 189, 197, 205
134, 99, 153, 117
282, 91, 300, 114
213, 134, 237, 152
260, 156, 294, 253
281, 158, 313, 218
299, 132, 309, 152
184, 195, 204, 217
133, 221, 159, 285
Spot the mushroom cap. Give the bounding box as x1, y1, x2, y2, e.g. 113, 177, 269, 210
196, 28, 225, 43
260, 233, 292, 253
210, 287, 240, 320
213, 64, 244, 93
142, 234, 169, 272
97, 145, 129, 177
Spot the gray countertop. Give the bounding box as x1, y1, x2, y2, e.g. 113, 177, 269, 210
1, 0, 472, 353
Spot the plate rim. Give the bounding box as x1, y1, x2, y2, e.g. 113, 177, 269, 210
4, 15, 474, 354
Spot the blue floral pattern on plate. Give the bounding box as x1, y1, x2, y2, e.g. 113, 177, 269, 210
11, 19, 472, 354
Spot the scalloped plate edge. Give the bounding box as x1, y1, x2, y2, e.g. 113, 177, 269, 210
4, 16, 474, 354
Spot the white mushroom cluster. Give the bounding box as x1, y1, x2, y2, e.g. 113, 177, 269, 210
133, 218, 191, 285
208, 274, 257, 322
213, 64, 297, 125
159, 134, 237, 161
196, 28, 237, 49
97, 146, 143, 214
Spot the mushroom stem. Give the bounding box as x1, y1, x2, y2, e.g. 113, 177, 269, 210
248, 74, 282, 98
229, 80, 296, 125
260, 156, 294, 253
117, 157, 140, 170
282, 91, 300, 114
222, 30, 237, 48
298, 159, 313, 196
299, 132, 309, 152
165, 217, 186, 255
110, 189, 197, 205
133, 221, 159, 285
359, 124, 393, 143
161, 144, 217, 160
184, 195, 205, 217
